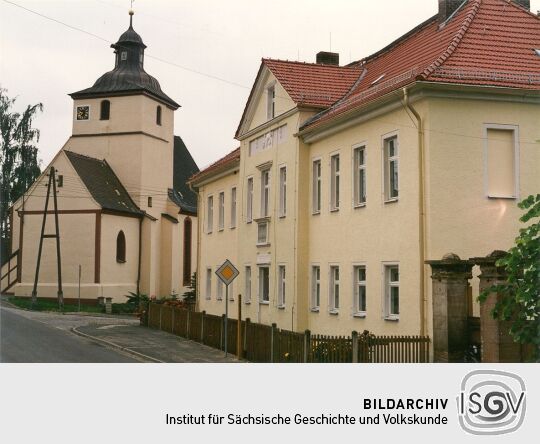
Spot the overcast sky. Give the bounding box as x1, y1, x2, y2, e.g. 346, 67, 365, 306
2, 0, 540, 170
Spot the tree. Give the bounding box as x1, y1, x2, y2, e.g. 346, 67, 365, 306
0, 89, 42, 262
479, 194, 540, 361
182, 271, 197, 304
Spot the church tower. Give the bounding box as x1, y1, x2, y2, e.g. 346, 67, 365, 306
67, 11, 179, 217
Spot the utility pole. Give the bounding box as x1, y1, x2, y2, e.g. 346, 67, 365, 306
31, 167, 63, 310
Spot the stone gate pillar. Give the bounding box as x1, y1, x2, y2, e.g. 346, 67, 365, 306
473, 251, 521, 363
426, 254, 474, 362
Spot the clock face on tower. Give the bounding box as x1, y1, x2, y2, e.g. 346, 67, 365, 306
76, 105, 90, 121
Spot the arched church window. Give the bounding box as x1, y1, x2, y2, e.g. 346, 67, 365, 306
183, 217, 192, 285
100, 100, 110, 120
156, 106, 162, 126
116, 230, 126, 263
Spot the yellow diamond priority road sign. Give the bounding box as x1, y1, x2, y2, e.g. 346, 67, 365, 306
215, 259, 239, 286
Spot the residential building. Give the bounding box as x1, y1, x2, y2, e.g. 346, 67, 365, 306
191, 0, 540, 337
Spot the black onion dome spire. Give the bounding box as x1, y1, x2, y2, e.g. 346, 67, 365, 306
70, 11, 179, 109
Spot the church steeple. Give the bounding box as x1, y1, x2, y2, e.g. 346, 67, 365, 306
69, 10, 179, 109
111, 11, 147, 69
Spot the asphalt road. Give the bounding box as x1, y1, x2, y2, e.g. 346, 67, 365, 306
0, 306, 138, 363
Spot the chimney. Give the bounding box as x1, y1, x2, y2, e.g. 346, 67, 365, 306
438, 0, 464, 22
513, 0, 530, 10
316, 51, 339, 66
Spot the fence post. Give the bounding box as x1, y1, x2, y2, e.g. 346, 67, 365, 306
352, 331, 359, 363
244, 318, 250, 359
237, 294, 242, 360
201, 310, 206, 343
270, 323, 277, 363
159, 304, 163, 330
186, 309, 191, 339
303, 329, 311, 363
221, 314, 226, 351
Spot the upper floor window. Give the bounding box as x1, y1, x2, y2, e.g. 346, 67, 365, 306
267, 84, 276, 120
246, 177, 254, 223
206, 195, 214, 234
218, 192, 225, 231
384, 136, 399, 201
260, 169, 270, 217
156, 106, 162, 126
485, 127, 518, 199
116, 230, 126, 263
312, 159, 321, 214
147, 196, 152, 208
330, 154, 340, 211
279, 166, 287, 217
100, 100, 110, 121
121, 51, 127, 61
353, 146, 367, 206
230, 187, 237, 229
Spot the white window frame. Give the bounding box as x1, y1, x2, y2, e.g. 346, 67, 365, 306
218, 191, 225, 231
246, 176, 254, 223
329, 265, 340, 314
206, 195, 214, 234
245, 265, 252, 304
483, 124, 520, 199
311, 265, 321, 312
353, 144, 367, 207
382, 263, 400, 320
217, 274, 224, 301
383, 133, 399, 202
267, 83, 276, 120
260, 168, 270, 217
230, 187, 237, 228
277, 265, 286, 308
330, 153, 340, 211
353, 264, 367, 317
279, 165, 287, 218
205, 268, 212, 300
258, 266, 270, 304
256, 219, 270, 246
312, 158, 322, 214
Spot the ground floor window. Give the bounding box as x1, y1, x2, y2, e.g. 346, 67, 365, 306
277, 265, 286, 308
329, 265, 340, 313
217, 275, 224, 300
353, 265, 367, 316
384, 264, 399, 319
245, 266, 251, 303
311, 266, 320, 311
205, 268, 212, 300
259, 266, 269, 303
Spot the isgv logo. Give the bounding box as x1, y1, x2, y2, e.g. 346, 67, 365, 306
457, 370, 526, 435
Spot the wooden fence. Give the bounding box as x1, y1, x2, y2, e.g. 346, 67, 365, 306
146, 303, 431, 363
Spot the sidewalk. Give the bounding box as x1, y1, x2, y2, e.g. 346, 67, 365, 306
74, 324, 240, 363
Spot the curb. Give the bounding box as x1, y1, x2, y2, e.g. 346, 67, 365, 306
71, 326, 164, 363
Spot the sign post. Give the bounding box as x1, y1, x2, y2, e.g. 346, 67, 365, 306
215, 259, 240, 357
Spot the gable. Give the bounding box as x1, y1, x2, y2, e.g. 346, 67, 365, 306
236, 66, 295, 138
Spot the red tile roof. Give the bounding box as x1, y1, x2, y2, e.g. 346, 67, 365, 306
263, 59, 362, 108
301, 0, 540, 131
189, 148, 240, 184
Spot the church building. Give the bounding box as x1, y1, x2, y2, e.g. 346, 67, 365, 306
2, 12, 199, 302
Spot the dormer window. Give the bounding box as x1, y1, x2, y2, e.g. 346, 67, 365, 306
121, 51, 127, 61
100, 100, 110, 120
156, 106, 162, 125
